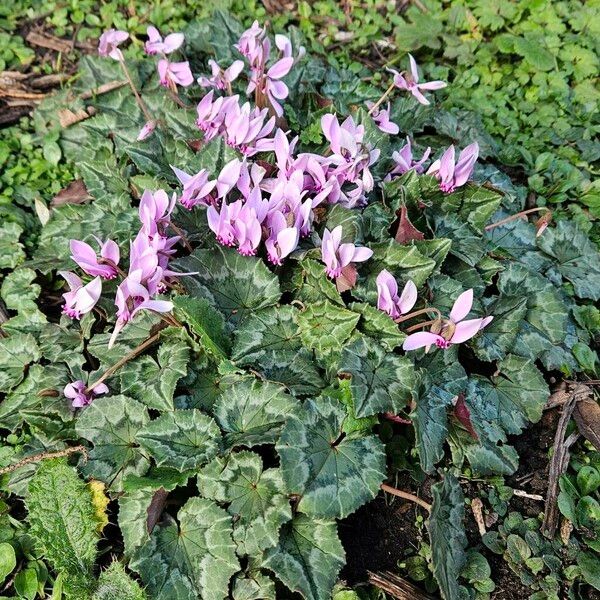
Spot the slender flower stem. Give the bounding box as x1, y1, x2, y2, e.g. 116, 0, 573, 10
368, 82, 395, 116
405, 319, 438, 333
0, 445, 88, 475
169, 222, 193, 253
485, 207, 549, 231
85, 331, 162, 394
381, 483, 432, 512
118, 58, 153, 123
394, 307, 441, 324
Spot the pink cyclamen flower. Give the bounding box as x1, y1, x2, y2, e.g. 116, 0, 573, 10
98, 29, 129, 60
145, 26, 184, 55
386, 137, 431, 179
158, 59, 194, 90
70, 238, 120, 279
137, 121, 156, 141
171, 166, 217, 209
139, 189, 176, 236
389, 54, 447, 106
59, 271, 102, 319
198, 59, 244, 91
265, 211, 299, 265
376, 270, 417, 319
365, 101, 399, 135
427, 142, 479, 194
402, 289, 493, 351
321, 225, 373, 279
64, 380, 108, 408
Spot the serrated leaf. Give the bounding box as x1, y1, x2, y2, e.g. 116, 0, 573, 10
428, 472, 467, 600
76, 396, 150, 491
338, 336, 416, 418
0, 334, 41, 393
438, 183, 502, 231
232, 571, 276, 600
136, 409, 221, 472
130, 497, 239, 600
232, 306, 324, 396
537, 220, 600, 300
297, 301, 359, 360
289, 258, 344, 307
27, 460, 98, 595
0, 222, 25, 269
214, 376, 296, 447
198, 452, 292, 555
262, 514, 345, 600
120, 339, 189, 411
413, 348, 467, 473
277, 395, 385, 518
93, 561, 147, 600
513, 37, 555, 71
173, 246, 281, 324
349, 303, 406, 351
173, 295, 231, 359
1, 268, 44, 318
462, 355, 549, 475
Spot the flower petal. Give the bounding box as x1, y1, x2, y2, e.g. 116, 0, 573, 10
403, 331, 443, 351
450, 289, 473, 323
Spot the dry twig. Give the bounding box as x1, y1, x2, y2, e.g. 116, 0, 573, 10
368, 571, 435, 599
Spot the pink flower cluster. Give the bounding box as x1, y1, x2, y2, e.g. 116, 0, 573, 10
59, 189, 184, 347
375, 273, 493, 350
144, 26, 193, 91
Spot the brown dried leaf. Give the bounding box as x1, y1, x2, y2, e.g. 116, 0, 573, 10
336, 263, 357, 292
51, 180, 91, 207
58, 106, 96, 128
395, 205, 425, 244
572, 396, 600, 452
146, 488, 168, 535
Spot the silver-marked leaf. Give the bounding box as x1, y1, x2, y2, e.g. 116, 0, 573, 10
277, 395, 386, 518
0, 364, 72, 432
1, 268, 45, 319
262, 514, 345, 600
0, 334, 41, 393
290, 259, 344, 307
173, 295, 230, 359
120, 339, 189, 411
296, 301, 359, 360
136, 410, 221, 472
232, 306, 324, 396
130, 497, 239, 600
461, 355, 548, 475
355, 240, 437, 303
413, 348, 467, 473
76, 396, 150, 491
428, 472, 467, 600
118, 487, 162, 558
173, 246, 281, 324
198, 451, 292, 555
439, 183, 502, 231
214, 376, 296, 447
232, 571, 276, 600
349, 303, 406, 351
0, 222, 25, 269
537, 220, 600, 300
338, 336, 417, 418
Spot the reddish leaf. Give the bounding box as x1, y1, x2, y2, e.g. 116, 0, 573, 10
336, 264, 357, 292
51, 179, 91, 207
454, 394, 478, 439
395, 205, 424, 244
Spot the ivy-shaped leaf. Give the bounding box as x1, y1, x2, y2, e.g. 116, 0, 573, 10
76, 396, 150, 491
296, 301, 360, 361
276, 395, 386, 518
214, 376, 296, 447
536, 220, 600, 300
349, 303, 406, 351
338, 336, 417, 418
262, 514, 345, 600
0, 334, 41, 393
232, 306, 324, 396
439, 183, 502, 231
198, 451, 292, 555
173, 246, 281, 324
173, 295, 231, 359
130, 497, 239, 600
120, 338, 190, 411
136, 410, 221, 472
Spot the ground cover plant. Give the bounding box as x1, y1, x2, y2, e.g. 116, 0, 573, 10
0, 5, 599, 600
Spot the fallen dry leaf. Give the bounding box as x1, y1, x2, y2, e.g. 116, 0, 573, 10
395, 205, 425, 244
51, 179, 92, 207
572, 395, 600, 452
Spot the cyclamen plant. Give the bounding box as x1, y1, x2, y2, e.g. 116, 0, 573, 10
8, 11, 598, 600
